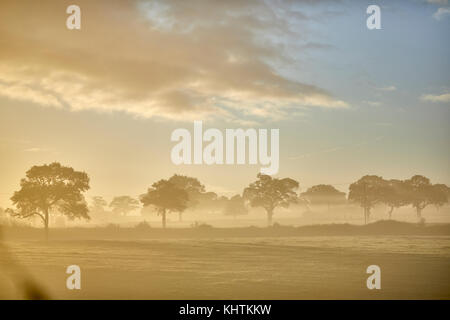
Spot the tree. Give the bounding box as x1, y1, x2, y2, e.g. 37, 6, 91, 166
404, 175, 448, 219
89, 196, 109, 222
432, 184, 450, 211
195, 191, 219, 212
300, 184, 346, 211
140, 179, 188, 228
91, 196, 107, 212
109, 196, 140, 216
168, 174, 205, 221
380, 179, 410, 219
348, 175, 386, 224
8, 162, 90, 239
243, 173, 298, 226
0, 207, 6, 224
223, 195, 248, 219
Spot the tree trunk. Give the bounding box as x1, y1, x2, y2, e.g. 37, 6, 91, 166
416, 207, 422, 219
44, 208, 49, 241
363, 207, 367, 225
267, 209, 273, 226
178, 212, 182, 222
363, 207, 370, 225
162, 209, 167, 228
388, 206, 394, 220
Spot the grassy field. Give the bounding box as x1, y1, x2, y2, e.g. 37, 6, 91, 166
1, 222, 449, 299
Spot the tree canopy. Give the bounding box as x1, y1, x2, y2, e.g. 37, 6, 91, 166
223, 195, 248, 218
9, 162, 90, 239
380, 179, 410, 219
243, 173, 298, 225
109, 196, 140, 216
140, 179, 188, 228
300, 184, 346, 208
348, 175, 386, 224
167, 174, 205, 220
405, 175, 448, 219
349, 175, 449, 223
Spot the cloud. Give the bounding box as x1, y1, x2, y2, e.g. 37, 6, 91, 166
363, 101, 382, 107
377, 86, 397, 92
421, 93, 450, 103
433, 7, 450, 20
0, 0, 348, 125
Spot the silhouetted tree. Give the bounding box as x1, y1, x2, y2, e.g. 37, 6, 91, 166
432, 184, 450, 211
8, 162, 90, 240
140, 180, 188, 228
195, 191, 219, 213
89, 196, 109, 222
381, 179, 410, 219
348, 175, 386, 224
109, 196, 140, 216
168, 174, 205, 221
91, 196, 107, 212
300, 184, 346, 211
223, 195, 248, 219
0, 207, 6, 224
243, 174, 298, 226
405, 175, 448, 219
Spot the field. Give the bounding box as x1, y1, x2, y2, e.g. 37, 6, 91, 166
1, 223, 449, 299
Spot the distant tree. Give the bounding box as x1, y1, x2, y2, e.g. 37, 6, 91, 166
0, 207, 6, 224
432, 184, 450, 211
195, 191, 219, 212
109, 196, 140, 216
348, 175, 386, 224
223, 195, 248, 219
140, 179, 188, 228
89, 196, 109, 222
300, 184, 346, 211
405, 175, 448, 219
91, 196, 107, 212
140, 205, 154, 217
168, 174, 205, 221
380, 179, 410, 219
243, 174, 298, 226
8, 162, 90, 240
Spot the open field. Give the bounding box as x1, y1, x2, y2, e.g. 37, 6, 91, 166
1, 221, 449, 300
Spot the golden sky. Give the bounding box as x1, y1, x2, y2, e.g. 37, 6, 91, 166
0, 0, 449, 206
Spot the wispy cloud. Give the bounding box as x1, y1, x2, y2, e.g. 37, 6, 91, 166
427, 0, 450, 20
363, 100, 382, 107
433, 7, 450, 19
421, 92, 450, 103
0, 0, 348, 125
377, 86, 397, 92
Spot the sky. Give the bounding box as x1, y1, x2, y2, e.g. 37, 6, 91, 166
0, 0, 449, 207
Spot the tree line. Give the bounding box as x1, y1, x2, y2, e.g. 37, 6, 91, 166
2, 162, 449, 238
